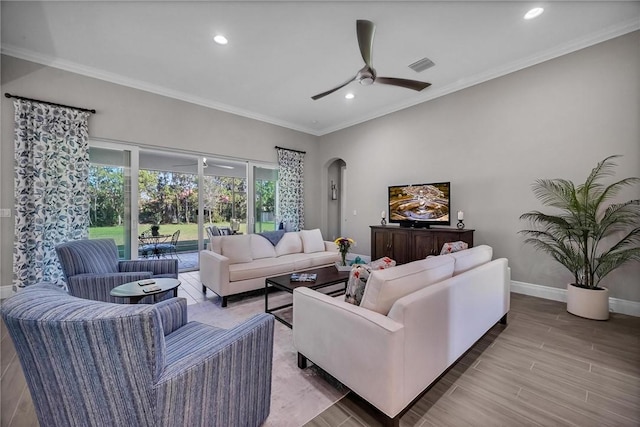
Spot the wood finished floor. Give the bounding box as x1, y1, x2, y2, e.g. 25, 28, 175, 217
306, 293, 640, 427
2, 276, 639, 427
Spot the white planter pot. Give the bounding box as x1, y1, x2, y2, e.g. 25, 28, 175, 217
566, 283, 609, 320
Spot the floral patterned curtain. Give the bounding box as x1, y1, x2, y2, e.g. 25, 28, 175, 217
276, 148, 305, 231
13, 100, 91, 289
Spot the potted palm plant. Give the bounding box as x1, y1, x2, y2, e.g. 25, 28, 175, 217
519, 155, 640, 320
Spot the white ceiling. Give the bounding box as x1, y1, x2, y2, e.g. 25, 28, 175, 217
2, 1, 639, 136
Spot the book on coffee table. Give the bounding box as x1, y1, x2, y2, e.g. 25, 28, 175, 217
290, 273, 317, 282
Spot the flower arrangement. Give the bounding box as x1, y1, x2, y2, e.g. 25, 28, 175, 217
335, 237, 355, 266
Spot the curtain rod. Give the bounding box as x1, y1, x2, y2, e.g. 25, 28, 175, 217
4, 93, 96, 114
275, 146, 306, 154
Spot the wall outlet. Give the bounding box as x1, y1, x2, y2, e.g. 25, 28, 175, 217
0, 209, 11, 218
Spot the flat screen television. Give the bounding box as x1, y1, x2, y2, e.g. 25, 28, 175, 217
388, 182, 451, 228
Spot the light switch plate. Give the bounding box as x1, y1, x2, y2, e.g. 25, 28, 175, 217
0, 209, 11, 218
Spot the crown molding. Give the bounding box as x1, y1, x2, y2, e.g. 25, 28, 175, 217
2, 17, 637, 137
0, 45, 322, 136
317, 17, 640, 135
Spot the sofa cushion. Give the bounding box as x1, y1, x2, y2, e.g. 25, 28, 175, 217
251, 234, 277, 259
275, 232, 303, 257
221, 235, 253, 264
229, 257, 294, 282
300, 229, 325, 254
448, 245, 493, 276
360, 256, 455, 315
290, 251, 340, 270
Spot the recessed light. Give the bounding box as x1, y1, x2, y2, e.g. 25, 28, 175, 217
213, 34, 228, 45
345, 93, 355, 99
524, 7, 544, 20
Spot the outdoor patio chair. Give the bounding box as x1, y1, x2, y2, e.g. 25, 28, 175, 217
56, 238, 178, 303
206, 225, 221, 239
138, 229, 156, 258
156, 229, 180, 258
2, 283, 274, 427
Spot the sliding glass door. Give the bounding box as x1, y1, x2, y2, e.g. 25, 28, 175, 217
252, 165, 278, 233
88, 143, 138, 259
203, 161, 248, 235
138, 151, 200, 262
88, 141, 276, 271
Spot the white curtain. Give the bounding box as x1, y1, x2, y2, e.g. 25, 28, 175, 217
276, 148, 305, 231
13, 99, 91, 289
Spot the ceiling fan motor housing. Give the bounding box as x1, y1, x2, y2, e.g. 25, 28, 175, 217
358, 66, 376, 85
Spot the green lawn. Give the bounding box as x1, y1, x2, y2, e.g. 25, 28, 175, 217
89, 222, 273, 246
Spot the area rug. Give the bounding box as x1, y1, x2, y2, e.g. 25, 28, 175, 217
187, 293, 347, 426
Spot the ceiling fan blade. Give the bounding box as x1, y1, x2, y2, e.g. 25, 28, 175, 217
376, 77, 431, 91
311, 75, 357, 100
356, 20, 375, 68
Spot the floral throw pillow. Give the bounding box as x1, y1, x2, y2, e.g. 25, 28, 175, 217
369, 256, 396, 270
345, 257, 396, 306
440, 241, 469, 255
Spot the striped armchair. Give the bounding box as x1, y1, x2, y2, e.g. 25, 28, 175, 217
2, 284, 274, 427
56, 238, 178, 303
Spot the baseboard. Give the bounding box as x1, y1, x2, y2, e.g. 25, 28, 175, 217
511, 281, 567, 303
0, 285, 15, 300
511, 280, 640, 317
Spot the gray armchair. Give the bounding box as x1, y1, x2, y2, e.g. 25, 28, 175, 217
56, 238, 178, 303
1, 284, 274, 427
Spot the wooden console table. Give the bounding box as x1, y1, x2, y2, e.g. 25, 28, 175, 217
370, 225, 474, 264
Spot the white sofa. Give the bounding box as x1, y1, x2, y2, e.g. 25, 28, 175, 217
200, 229, 340, 306
293, 245, 510, 426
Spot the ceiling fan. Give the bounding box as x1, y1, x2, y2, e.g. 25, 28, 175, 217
311, 20, 432, 100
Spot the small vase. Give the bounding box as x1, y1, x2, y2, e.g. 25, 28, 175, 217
340, 253, 347, 267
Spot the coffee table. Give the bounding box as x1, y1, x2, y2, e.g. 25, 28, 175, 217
110, 278, 181, 304
265, 266, 350, 328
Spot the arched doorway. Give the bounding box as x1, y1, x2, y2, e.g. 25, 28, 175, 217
327, 158, 346, 241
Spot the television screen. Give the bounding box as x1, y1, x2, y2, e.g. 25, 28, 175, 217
388, 182, 450, 227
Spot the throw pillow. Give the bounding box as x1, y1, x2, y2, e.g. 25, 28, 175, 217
300, 229, 325, 254
209, 236, 223, 254
345, 265, 370, 305
344, 257, 396, 306
275, 232, 303, 256
221, 235, 253, 264
440, 241, 469, 255
251, 234, 277, 259
369, 256, 396, 270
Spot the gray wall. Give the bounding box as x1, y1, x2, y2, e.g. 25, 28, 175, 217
2, 31, 639, 302
317, 31, 640, 302
0, 54, 319, 291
